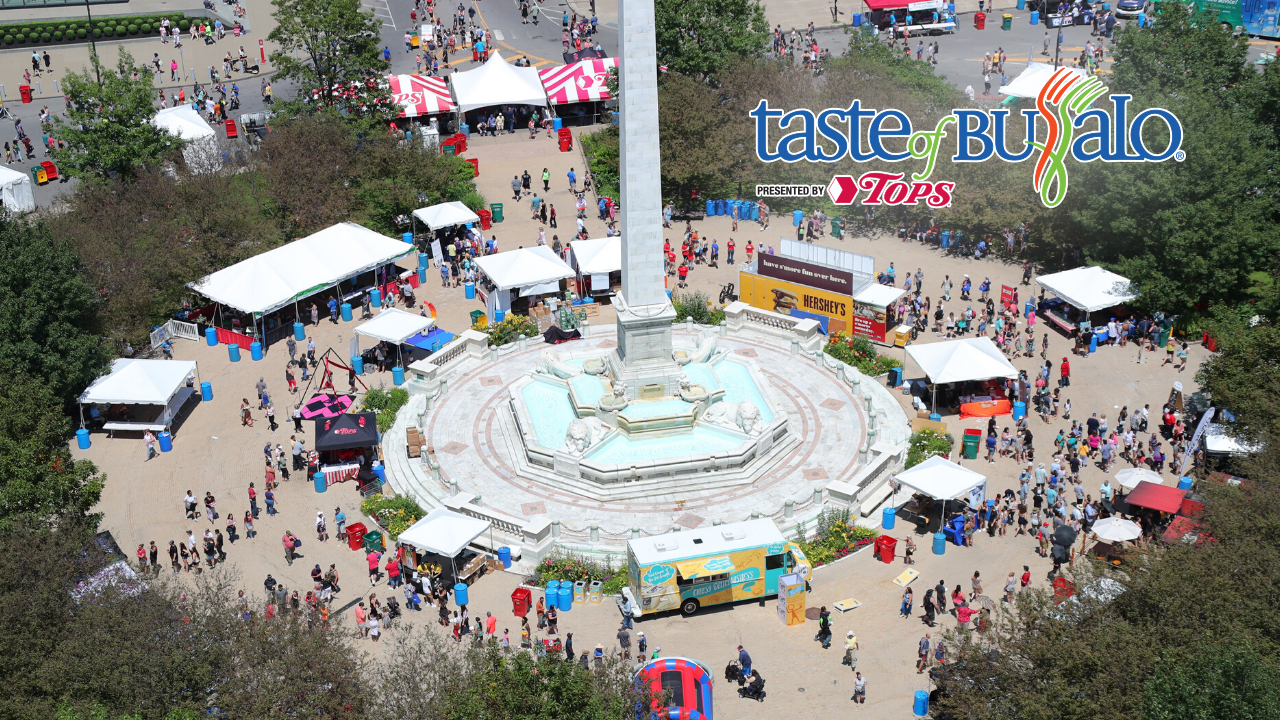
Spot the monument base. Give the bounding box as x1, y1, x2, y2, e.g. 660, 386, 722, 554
609, 294, 682, 397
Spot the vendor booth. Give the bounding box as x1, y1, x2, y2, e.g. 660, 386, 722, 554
891, 455, 988, 536
354, 307, 446, 367
312, 411, 380, 489
866, 0, 956, 34
905, 337, 1018, 416
1124, 480, 1187, 515
187, 222, 415, 348
397, 508, 495, 587
852, 284, 908, 344
153, 105, 219, 174
450, 52, 549, 132
0, 165, 36, 213
538, 56, 617, 127
738, 240, 876, 335
1035, 266, 1137, 339
79, 359, 200, 436
567, 237, 621, 298
1000, 64, 1087, 99
473, 245, 575, 322
412, 201, 482, 264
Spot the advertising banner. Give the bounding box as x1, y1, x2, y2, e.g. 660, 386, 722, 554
1000, 285, 1015, 307
776, 572, 806, 627
852, 300, 889, 343
758, 254, 855, 295
739, 271, 851, 333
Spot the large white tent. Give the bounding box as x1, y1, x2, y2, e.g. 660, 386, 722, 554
450, 52, 549, 112
79, 359, 199, 434
999, 63, 1087, 99
413, 201, 480, 231
188, 223, 415, 315
906, 337, 1018, 384
1036, 266, 1138, 313
0, 165, 35, 213
894, 455, 988, 500
568, 237, 621, 274
153, 105, 219, 173
398, 508, 492, 558
474, 245, 574, 294
356, 307, 434, 344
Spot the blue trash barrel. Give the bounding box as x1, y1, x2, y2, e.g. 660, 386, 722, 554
351, 356, 364, 375
914, 690, 929, 717
250, 341, 263, 361
417, 265, 426, 284
852, 11, 862, 25
1017, 0, 1025, 7
1012, 401, 1027, 421
205, 327, 218, 346
293, 322, 305, 341
705, 199, 715, 216
228, 343, 241, 362
557, 585, 573, 611
370, 288, 382, 307
402, 232, 414, 244
1089, 334, 1098, 353
498, 547, 512, 568
883, 507, 896, 530
158, 431, 173, 453
553, 117, 563, 130
1178, 476, 1194, 491
200, 382, 213, 402
792, 209, 803, 226
716, 199, 727, 216
454, 582, 469, 607
314, 471, 328, 493
76, 428, 91, 449
372, 465, 386, 485
1031, 10, 1039, 23
546, 580, 560, 597
465, 282, 476, 299
392, 366, 405, 386
933, 532, 946, 555
929, 413, 941, 421
460, 123, 470, 137
1102, 2, 1110, 8
341, 303, 352, 322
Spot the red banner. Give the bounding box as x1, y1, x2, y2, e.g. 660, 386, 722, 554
1000, 285, 1015, 307
852, 301, 888, 343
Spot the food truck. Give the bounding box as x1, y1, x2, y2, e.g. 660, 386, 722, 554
627, 518, 811, 617
867, 0, 957, 34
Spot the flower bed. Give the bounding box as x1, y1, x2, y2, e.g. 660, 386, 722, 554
361, 494, 425, 540
528, 548, 627, 595
796, 507, 878, 567
824, 331, 902, 377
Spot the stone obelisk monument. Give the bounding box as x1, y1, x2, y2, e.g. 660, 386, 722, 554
607, 0, 681, 398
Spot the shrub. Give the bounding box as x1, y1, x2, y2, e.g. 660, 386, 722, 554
127, 24, 138, 35
141, 23, 151, 33
52, 30, 62, 41
76, 28, 86, 39
92, 28, 101, 38
361, 494, 425, 540
15, 33, 24, 43
794, 507, 878, 567
824, 331, 902, 376
530, 548, 627, 595
906, 428, 955, 468
672, 290, 725, 326
102, 26, 113, 37
21, 27, 31, 36
482, 315, 539, 346
4, 35, 13, 45
39, 31, 50, 42
178, 18, 190, 30
362, 387, 410, 433
57, 24, 67, 31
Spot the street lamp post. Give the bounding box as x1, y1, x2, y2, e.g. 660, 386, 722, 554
83, 0, 101, 84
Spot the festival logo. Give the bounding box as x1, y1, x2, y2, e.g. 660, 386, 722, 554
751, 69, 1184, 209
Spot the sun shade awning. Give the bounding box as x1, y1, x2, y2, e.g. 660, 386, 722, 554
893, 455, 988, 500
80, 359, 197, 405
356, 308, 435, 344
674, 556, 736, 579
906, 338, 1018, 384
1035, 266, 1138, 312
398, 508, 492, 558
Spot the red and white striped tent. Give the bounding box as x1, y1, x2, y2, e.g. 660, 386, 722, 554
387, 74, 455, 117
538, 57, 617, 105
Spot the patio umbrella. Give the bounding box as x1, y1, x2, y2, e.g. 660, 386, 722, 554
1091, 517, 1141, 543
1115, 467, 1163, 490
1052, 525, 1078, 548
972, 594, 998, 610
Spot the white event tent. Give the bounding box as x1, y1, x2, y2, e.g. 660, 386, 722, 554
0, 165, 35, 213
397, 508, 493, 577
568, 237, 620, 293
79, 359, 200, 435
1036, 266, 1138, 313
153, 105, 219, 173
413, 201, 480, 231
907, 337, 1018, 384
450, 52, 549, 112
894, 455, 988, 500
355, 307, 434, 366
475, 245, 573, 296
188, 223, 416, 319
999, 63, 1087, 99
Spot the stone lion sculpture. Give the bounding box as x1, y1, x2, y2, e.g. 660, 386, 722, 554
561, 417, 607, 456
701, 400, 763, 436
535, 348, 582, 379
686, 331, 720, 364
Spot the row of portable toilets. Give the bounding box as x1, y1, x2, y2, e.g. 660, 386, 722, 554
703, 199, 815, 228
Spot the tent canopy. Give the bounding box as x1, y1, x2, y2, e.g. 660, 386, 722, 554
568, 237, 621, 275
398, 508, 492, 558
1036, 266, 1138, 313
539, 57, 617, 104
450, 52, 548, 112
356, 307, 435, 344
907, 337, 1018, 384
80, 359, 197, 405
0, 165, 35, 213
1125, 481, 1186, 514
313, 412, 379, 451
188, 223, 415, 315
413, 201, 480, 231
153, 105, 216, 141
388, 74, 455, 116
474, 245, 574, 291
1000, 64, 1087, 99
854, 284, 907, 308
894, 455, 988, 500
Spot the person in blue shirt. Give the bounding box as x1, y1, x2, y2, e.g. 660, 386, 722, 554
327, 297, 338, 323
567, 168, 577, 192
710, 240, 719, 266
598, 197, 607, 220
476, 39, 485, 61
335, 507, 347, 541
738, 645, 752, 676
383, 47, 391, 62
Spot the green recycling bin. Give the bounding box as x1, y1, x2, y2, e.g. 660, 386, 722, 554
443, 143, 457, 156
470, 309, 487, 328
362, 529, 384, 553
962, 430, 981, 460
832, 217, 844, 240
490, 202, 504, 223
1002, 12, 1012, 29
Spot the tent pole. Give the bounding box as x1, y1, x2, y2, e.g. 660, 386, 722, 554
78, 401, 85, 430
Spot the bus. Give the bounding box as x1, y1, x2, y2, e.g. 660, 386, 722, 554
627, 518, 811, 617
1153, 0, 1278, 37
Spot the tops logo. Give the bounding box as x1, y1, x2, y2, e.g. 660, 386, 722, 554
751, 68, 1184, 208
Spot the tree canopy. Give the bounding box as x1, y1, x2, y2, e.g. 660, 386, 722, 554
654, 0, 770, 80
267, 0, 391, 118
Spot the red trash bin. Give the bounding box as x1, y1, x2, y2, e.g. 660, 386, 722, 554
874, 535, 897, 564
466, 157, 479, 177
558, 127, 573, 152
451, 133, 468, 153
40, 161, 57, 181
974, 11, 986, 29
19, 85, 32, 103
346, 522, 367, 551
511, 587, 532, 617
477, 209, 492, 230
225, 119, 238, 138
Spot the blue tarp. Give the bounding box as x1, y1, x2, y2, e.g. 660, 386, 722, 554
406, 327, 456, 353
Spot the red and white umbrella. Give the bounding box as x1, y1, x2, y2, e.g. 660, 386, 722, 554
538, 57, 617, 105
387, 74, 455, 117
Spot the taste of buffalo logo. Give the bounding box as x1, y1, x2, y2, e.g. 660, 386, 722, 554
751, 68, 1184, 209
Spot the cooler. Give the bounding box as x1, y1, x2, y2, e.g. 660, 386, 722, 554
511, 587, 532, 616
888, 366, 903, 387
346, 522, 367, 551
894, 324, 911, 347
874, 535, 897, 564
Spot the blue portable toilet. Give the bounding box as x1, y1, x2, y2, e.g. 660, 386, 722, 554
205, 327, 218, 346
200, 382, 213, 402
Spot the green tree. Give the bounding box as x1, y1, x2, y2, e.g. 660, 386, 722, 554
655, 0, 769, 80
0, 371, 103, 526
52, 48, 179, 180
267, 0, 390, 118
1145, 644, 1280, 720
1196, 310, 1280, 446
0, 217, 107, 407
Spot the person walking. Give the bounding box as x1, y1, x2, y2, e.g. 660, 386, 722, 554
282, 530, 298, 565
367, 548, 382, 586
899, 587, 914, 618
852, 672, 866, 704
916, 633, 931, 673
617, 626, 631, 659
843, 631, 859, 670
1004, 572, 1017, 603
922, 589, 936, 626
814, 606, 832, 648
